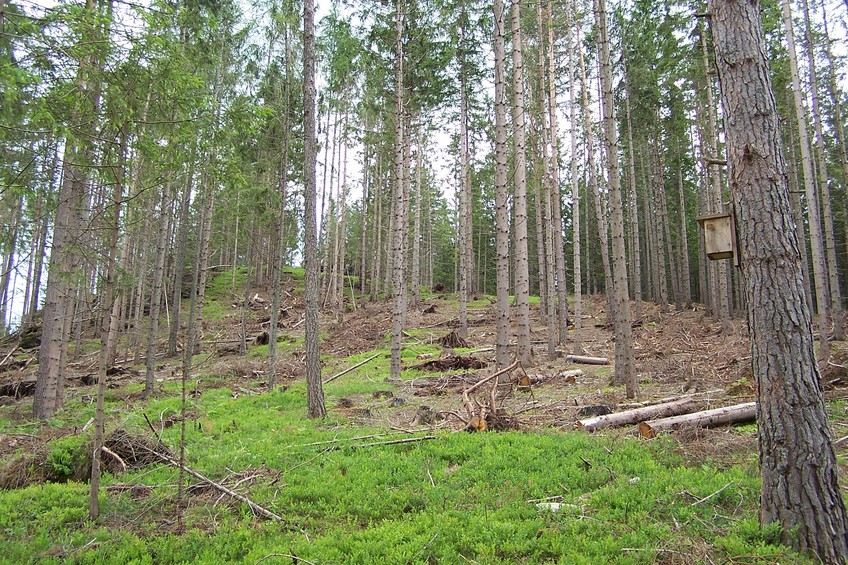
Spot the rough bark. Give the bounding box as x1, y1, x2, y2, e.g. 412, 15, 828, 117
34, 0, 107, 413
304, 0, 326, 418
709, 1, 848, 559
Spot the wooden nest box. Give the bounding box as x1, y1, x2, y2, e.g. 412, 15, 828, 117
697, 213, 736, 261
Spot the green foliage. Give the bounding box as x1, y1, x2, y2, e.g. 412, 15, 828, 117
46, 435, 89, 481
0, 365, 815, 565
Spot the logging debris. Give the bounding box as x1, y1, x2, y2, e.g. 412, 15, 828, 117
412, 355, 487, 372
461, 360, 521, 432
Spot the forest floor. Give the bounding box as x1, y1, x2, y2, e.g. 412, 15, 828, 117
0, 269, 847, 563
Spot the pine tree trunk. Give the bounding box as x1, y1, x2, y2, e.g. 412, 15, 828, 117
270, 30, 292, 391
144, 181, 172, 398
389, 0, 408, 379
0, 193, 22, 334
699, 25, 733, 330
566, 0, 582, 355
411, 137, 422, 310
493, 0, 511, 369
677, 168, 692, 308
779, 0, 831, 364
168, 171, 193, 357
534, 0, 557, 357
458, 21, 471, 338
822, 7, 848, 336
576, 34, 614, 322
801, 0, 843, 341
595, 0, 636, 398
510, 0, 532, 368
650, 147, 670, 311
304, 0, 326, 418
90, 121, 126, 520
624, 91, 643, 319
709, 1, 848, 559
546, 0, 569, 344
34, 140, 86, 418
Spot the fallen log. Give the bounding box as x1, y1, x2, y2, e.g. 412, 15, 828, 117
519, 369, 583, 387
565, 354, 609, 365
638, 402, 757, 438
579, 398, 707, 432
615, 390, 723, 411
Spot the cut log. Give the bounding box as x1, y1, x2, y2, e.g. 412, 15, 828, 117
518, 369, 584, 387
638, 402, 757, 438
614, 390, 723, 411
579, 398, 705, 432
565, 355, 609, 365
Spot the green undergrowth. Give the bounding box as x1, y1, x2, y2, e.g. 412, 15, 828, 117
0, 374, 807, 564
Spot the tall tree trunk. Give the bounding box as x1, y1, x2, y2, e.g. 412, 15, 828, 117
390, 0, 408, 380
493, 0, 511, 369
510, 0, 532, 367
411, 137, 422, 310
535, 0, 557, 357
269, 27, 292, 391
567, 0, 582, 354
654, 141, 681, 311
576, 28, 614, 322
595, 0, 636, 398
786, 120, 813, 310
91, 120, 125, 520
700, 24, 733, 330
144, 181, 172, 398
546, 0, 569, 344
650, 146, 670, 311
304, 0, 326, 417
0, 193, 22, 334
822, 6, 848, 336
677, 167, 692, 308
458, 17, 471, 339
168, 169, 193, 357
34, 70, 95, 418
801, 0, 843, 341
708, 1, 848, 559
624, 90, 643, 319
779, 0, 831, 364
